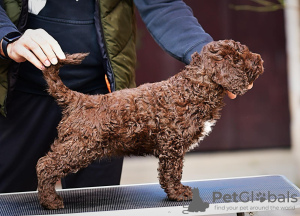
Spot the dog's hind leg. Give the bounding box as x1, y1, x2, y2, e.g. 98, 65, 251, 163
36, 138, 102, 209
36, 153, 65, 210
157, 142, 193, 201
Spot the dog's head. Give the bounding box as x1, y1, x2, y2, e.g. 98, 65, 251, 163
191, 40, 264, 95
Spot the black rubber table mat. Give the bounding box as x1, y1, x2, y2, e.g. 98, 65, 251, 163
0, 175, 299, 215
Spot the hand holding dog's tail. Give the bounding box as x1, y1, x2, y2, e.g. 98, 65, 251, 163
58, 53, 89, 65
42, 53, 89, 107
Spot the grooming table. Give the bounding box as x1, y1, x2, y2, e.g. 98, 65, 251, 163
0, 175, 299, 216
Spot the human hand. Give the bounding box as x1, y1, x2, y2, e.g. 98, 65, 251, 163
227, 83, 253, 99
3, 29, 65, 70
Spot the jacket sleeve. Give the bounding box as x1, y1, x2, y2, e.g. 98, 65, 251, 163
0, 4, 20, 42
134, 0, 213, 65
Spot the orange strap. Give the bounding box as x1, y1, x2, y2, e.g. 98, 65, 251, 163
105, 74, 111, 93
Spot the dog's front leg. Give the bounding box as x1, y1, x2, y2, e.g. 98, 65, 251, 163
157, 145, 192, 201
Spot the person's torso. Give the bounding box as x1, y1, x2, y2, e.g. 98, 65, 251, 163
16, 0, 107, 95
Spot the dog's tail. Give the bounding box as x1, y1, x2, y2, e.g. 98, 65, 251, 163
42, 53, 89, 107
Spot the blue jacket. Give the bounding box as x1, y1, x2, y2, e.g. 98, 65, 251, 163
135, 0, 213, 64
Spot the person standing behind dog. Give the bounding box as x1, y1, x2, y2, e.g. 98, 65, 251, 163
0, 0, 215, 193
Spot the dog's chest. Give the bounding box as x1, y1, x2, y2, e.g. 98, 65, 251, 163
188, 120, 216, 151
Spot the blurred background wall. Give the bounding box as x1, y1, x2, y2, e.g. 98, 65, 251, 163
135, 0, 290, 151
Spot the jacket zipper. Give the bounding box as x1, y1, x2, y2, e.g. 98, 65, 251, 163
94, 0, 115, 92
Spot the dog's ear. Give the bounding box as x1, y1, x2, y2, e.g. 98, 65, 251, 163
211, 61, 249, 95
201, 40, 252, 95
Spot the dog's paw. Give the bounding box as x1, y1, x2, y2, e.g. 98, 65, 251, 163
168, 185, 193, 201
39, 194, 64, 210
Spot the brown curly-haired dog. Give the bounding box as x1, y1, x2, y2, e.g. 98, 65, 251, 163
36, 40, 264, 209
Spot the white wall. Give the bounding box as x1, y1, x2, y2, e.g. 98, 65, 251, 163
284, 0, 300, 184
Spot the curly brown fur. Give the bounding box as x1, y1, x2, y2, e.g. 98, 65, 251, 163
36, 40, 264, 209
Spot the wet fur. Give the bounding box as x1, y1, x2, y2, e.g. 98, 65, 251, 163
36, 40, 264, 209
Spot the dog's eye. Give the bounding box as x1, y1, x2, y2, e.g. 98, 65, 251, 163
233, 58, 242, 64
